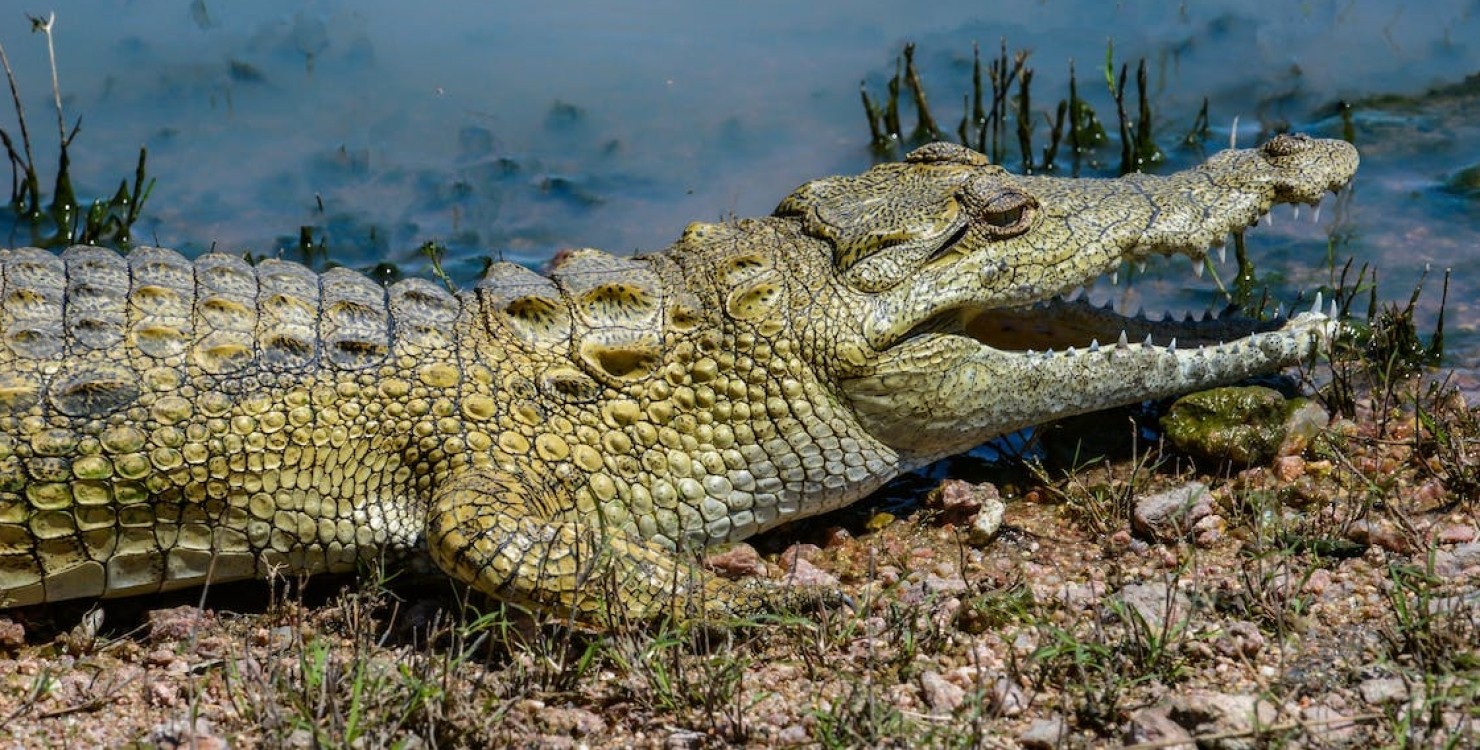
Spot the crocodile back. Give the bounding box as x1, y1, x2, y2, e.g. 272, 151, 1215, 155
0, 246, 461, 605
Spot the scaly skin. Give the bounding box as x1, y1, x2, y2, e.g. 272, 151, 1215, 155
0, 134, 1358, 622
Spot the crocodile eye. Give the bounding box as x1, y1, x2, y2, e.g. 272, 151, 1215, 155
962, 185, 1036, 237
982, 204, 1025, 228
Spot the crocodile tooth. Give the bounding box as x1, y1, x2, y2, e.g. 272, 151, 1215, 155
1118, 330, 1129, 348
1184, 311, 1195, 322
1274, 302, 1285, 318
1089, 339, 1100, 352
1193, 258, 1205, 278
1265, 208, 1273, 226
1167, 338, 1177, 353
1293, 204, 1300, 221
1137, 260, 1147, 274
1143, 333, 1154, 347
1218, 245, 1227, 265
1311, 291, 1323, 315
1067, 346, 1077, 357
1110, 270, 1119, 286
1330, 298, 1339, 318
1313, 203, 1323, 223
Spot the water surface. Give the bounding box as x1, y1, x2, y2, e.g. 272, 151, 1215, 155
2, 1, 1478, 368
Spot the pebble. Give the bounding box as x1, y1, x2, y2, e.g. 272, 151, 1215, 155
147, 606, 215, 643
1436, 524, 1477, 545
919, 670, 965, 714
928, 478, 996, 515
968, 493, 1005, 546
147, 717, 228, 750
1112, 581, 1194, 632
1346, 518, 1410, 553
1434, 541, 1480, 578
1214, 619, 1265, 659
776, 556, 837, 587
1133, 482, 1214, 541
1124, 705, 1196, 749
1271, 455, 1305, 481
1358, 676, 1413, 706
1018, 714, 1068, 749
0, 618, 25, 651
1277, 399, 1330, 456
1302, 704, 1359, 743
1167, 690, 1279, 750
705, 542, 766, 578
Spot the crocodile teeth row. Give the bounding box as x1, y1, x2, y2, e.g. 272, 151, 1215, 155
1033, 292, 1337, 354
1028, 306, 1336, 360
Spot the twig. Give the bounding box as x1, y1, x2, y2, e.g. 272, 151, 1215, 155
0, 36, 40, 210
27, 14, 65, 144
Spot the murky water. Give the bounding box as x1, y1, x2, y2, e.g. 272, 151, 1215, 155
2, 0, 1478, 368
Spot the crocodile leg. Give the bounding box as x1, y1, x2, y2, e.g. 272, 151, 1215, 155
425, 469, 768, 623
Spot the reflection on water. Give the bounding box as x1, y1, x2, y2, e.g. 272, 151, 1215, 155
1, 0, 1478, 366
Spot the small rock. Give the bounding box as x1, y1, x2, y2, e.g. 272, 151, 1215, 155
1434, 541, 1480, 579
1435, 524, 1476, 545
1018, 714, 1068, 749
666, 728, 706, 749
776, 724, 809, 745
919, 670, 965, 714
1133, 482, 1213, 542
1358, 676, 1412, 706
1214, 619, 1265, 659
0, 618, 25, 651
1271, 455, 1306, 481
823, 526, 853, 548
1167, 690, 1279, 750
148, 717, 228, 750
1302, 568, 1333, 596
1277, 399, 1329, 456
1124, 705, 1196, 749
1302, 705, 1359, 744
538, 706, 607, 737
968, 494, 1005, 546
1346, 518, 1410, 554
776, 556, 837, 587
1112, 581, 1194, 633
990, 674, 1028, 716
928, 478, 995, 516
780, 543, 823, 566
705, 542, 766, 578
148, 605, 214, 643
1192, 512, 1227, 547
149, 680, 181, 708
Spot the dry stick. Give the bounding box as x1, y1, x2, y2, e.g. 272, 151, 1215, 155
902, 43, 939, 142
1016, 66, 1033, 172
0, 38, 40, 211
28, 13, 65, 145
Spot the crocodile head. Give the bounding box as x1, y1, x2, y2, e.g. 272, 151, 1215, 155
775, 134, 1359, 466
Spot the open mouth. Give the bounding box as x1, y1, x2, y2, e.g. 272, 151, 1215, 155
904, 184, 1353, 356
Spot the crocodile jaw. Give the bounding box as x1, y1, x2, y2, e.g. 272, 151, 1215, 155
829, 134, 1358, 464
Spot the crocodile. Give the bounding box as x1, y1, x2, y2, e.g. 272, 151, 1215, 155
0, 134, 1357, 622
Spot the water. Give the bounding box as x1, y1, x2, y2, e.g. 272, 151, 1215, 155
2, 0, 1478, 368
